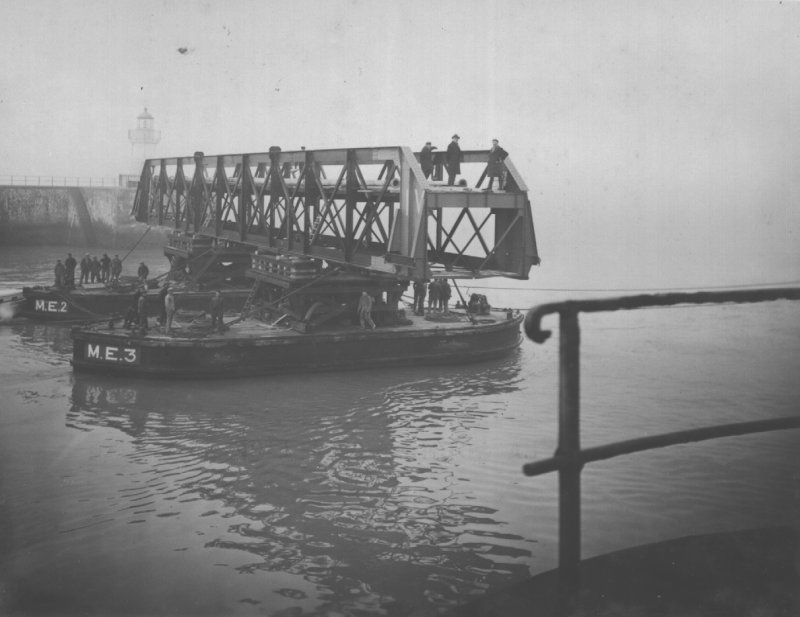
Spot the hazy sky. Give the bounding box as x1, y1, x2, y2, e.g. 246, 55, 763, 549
1, 0, 798, 289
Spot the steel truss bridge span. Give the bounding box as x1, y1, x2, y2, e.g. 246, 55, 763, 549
131, 146, 540, 280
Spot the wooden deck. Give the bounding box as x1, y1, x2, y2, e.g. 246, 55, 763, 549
87, 308, 512, 341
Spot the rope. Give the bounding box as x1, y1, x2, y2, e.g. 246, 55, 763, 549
119, 226, 152, 263
461, 280, 800, 294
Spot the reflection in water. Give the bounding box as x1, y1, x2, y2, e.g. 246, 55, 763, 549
13, 322, 74, 357
68, 355, 532, 614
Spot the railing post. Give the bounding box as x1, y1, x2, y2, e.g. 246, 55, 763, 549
558, 308, 582, 596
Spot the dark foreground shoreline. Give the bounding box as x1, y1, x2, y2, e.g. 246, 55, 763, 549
453, 526, 798, 616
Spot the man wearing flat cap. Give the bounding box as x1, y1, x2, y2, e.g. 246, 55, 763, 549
486, 138, 508, 191
445, 134, 462, 186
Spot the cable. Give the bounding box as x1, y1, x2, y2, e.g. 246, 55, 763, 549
119, 226, 152, 263
501, 301, 795, 312
460, 280, 800, 293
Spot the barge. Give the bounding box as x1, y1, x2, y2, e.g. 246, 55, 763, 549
21, 282, 250, 322
70, 144, 541, 377
21, 231, 255, 323
71, 309, 523, 378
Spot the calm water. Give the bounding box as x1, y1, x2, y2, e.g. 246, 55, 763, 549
1, 245, 798, 616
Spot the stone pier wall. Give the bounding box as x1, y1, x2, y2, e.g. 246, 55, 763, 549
0, 186, 167, 248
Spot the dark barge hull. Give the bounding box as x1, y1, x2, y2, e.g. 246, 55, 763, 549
20, 286, 250, 322
71, 312, 523, 378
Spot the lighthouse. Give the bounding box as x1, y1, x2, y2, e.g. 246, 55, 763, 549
128, 108, 161, 174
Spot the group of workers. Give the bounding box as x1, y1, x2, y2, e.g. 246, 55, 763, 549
53, 252, 154, 290
419, 136, 509, 190
53, 253, 125, 288
124, 285, 224, 336
356, 279, 455, 329
412, 279, 452, 316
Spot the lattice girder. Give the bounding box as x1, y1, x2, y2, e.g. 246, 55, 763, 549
132, 146, 540, 280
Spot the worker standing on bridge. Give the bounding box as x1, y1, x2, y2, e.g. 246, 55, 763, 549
64, 253, 77, 288
446, 134, 462, 186
420, 142, 436, 179
486, 138, 508, 191
358, 291, 376, 329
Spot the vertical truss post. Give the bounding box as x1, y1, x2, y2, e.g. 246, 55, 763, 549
190, 151, 205, 232
184, 157, 192, 232
255, 166, 265, 238
213, 156, 229, 237
158, 160, 168, 226
285, 171, 294, 253
268, 148, 281, 248
240, 154, 250, 242
304, 150, 319, 252
130, 160, 151, 222
345, 149, 358, 261
435, 208, 443, 261
175, 159, 185, 229
215, 157, 225, 237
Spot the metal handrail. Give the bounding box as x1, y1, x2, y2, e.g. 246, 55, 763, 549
0, 175, 120, 188
523, 287, 800, 595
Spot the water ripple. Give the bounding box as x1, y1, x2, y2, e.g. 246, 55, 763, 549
2, 291, 797, 615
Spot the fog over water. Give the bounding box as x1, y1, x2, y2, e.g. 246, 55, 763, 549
1, 1, 799, 292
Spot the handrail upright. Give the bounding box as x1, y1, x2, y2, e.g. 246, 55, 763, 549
557, 309, 582, 593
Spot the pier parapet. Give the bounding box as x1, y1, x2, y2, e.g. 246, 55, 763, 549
0, 184, 142, 247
